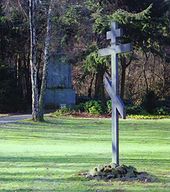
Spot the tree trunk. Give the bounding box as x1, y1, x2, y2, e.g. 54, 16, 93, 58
120, 54, 133, 100
143, 53, 149, 94
94, 65, 106, 105
88, 73, 95, 98
39, 1, 53, 121
29, 0, 39, 121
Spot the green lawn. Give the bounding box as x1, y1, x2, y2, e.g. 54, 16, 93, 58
0, 117, 169, 191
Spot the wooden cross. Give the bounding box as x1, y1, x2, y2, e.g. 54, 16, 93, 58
98, 22, 131, 165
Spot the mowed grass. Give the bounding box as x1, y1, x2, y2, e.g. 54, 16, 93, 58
0, 117, 169, 192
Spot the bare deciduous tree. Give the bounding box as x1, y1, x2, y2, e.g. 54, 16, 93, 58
29, 0, 54, 121
29, 0, 39, 121
39, 0, 53, 121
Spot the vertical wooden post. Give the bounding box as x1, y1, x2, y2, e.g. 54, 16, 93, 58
98, 22, 131, 166
111, 53, 119, 165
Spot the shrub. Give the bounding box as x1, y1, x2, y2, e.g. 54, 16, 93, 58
128, 114, 170, 119
107, 100, 112, 113
155, 107, 169, 115
53, 107, 71, 116
142, 91, 158, 114
74, 103, 85, 112
107, 100, 147, 115
84, 100, 103, 115
126, 105, 146, 115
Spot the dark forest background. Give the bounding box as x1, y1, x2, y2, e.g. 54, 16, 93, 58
0, 0, 170, 114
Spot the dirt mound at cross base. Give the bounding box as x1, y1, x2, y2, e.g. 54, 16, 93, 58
81, 164, 157, 182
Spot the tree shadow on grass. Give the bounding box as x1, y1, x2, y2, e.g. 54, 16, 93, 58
0, 155, 169, 165
0, 189, 58, 192
0, 155, 169, 192
0, 155, 108, 164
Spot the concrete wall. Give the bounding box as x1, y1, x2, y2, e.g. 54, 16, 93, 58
45, 53, 76, 108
